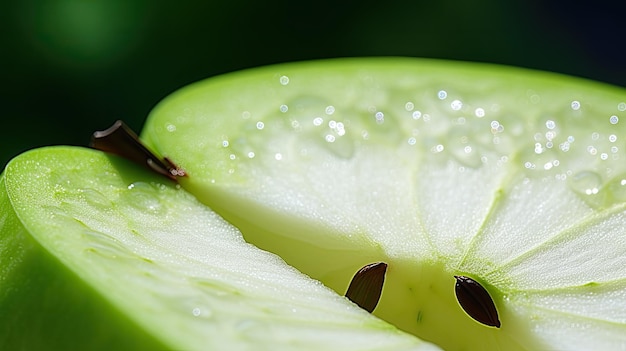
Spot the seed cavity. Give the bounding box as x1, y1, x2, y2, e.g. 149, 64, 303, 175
90, 120, 186, 181
454, 275, 501, 328
345, 262, 387, 313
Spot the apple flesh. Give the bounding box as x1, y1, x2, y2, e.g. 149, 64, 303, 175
141, 58, 626, 350
0, 146, 438, 350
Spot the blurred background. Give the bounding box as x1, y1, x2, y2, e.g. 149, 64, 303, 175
2, 0, 625, 168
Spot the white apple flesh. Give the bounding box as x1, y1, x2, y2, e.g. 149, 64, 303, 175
141, 58, 626, 350
0, 147, 438, 350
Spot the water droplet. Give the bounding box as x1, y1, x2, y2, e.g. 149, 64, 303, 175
587, 146, 598, 155
279, 75, 290, 85
529, 93, 541, 104
438, 90, 447, 100
609, 134, 618, 142
450, 144, 481, 168
490, 121, 503, 134
256, 121, 265, 130
451, 100, 463, 111
80, 188, 113, 208
125, 182, 164, 214
279, 104, 288, 113
222, 140, 230, 147
474, 108, 485, 118
274, 153, 283, 161
618, 102, 626, 112
247, 151, 255, 158
405, 102, 414, 111
432, 144, 444, 153
192, 308, 201, 316
607, 174, 626, 202
407, 137, 417, 145
568, 171, 603, 196
610, 115, 619, 124
546, 120, 556, 130
320, 132, 355, 159
335, 122, 346, 136
412, 111, 422, 120
372, 111, 385, 123
325, 106, 335, 115
166, 124, 177, 132
571, 100, 581, 110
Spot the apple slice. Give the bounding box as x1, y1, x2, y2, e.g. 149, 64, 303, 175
141, 58, 626, 350
0, 146, 439, 350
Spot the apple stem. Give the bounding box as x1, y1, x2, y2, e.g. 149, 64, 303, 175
345, 262, 387, 313
90, 120, 186, 181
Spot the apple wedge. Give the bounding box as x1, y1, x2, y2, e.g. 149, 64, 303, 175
141, 58, 626, 350
0, 146, 439, 350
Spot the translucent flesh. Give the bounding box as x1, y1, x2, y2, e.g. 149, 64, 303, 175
0, 146, 438, 351
142, 58, 626, 350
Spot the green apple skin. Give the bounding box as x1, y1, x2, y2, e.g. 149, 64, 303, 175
141, 58, 626, 350
0, 223, 161, 350
1, 146, 439, 351
0, 156, 167, 350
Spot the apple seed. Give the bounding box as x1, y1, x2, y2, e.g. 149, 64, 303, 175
345, 262, 387, 313
454, 275, 501, 328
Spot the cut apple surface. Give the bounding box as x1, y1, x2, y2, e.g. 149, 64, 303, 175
0, 146, 439, 350
141, 58, 626, 350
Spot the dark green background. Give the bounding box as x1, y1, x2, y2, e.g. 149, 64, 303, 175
2, 0, 625, 168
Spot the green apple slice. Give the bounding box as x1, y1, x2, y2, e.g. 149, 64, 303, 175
141, 58, 626, 350
0, 146, 439, 350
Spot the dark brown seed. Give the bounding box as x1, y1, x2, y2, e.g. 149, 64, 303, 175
90, 120, 186, 181
345, 262, 388, 313
454, 275, 501, 328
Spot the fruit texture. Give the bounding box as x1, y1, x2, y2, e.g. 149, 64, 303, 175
142, 58, 626, 350
0, 147, 437, 350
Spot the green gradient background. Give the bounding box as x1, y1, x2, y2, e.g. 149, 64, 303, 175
1, 0, 625, 168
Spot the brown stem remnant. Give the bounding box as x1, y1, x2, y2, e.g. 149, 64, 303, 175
90, 120, 186, 181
